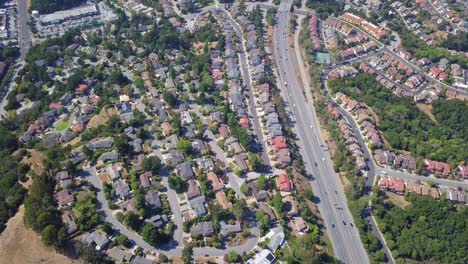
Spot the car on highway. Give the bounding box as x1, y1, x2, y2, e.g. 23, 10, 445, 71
284, 81, 287, 86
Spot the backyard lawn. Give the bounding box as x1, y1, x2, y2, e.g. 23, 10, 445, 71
56, 121, 69, 131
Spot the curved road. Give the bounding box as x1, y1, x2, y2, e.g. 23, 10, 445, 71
84, 166, 259, 257
273, 1, 369, 263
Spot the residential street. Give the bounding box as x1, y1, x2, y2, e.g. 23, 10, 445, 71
273, 1, 369, 263
222, 8, 272, 167
328, 16, 468, 97
84, 165, 259, 257
0, 0, 31, 119
205, 129, 246, 199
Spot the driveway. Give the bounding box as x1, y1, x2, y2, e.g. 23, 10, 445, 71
84, 162, 258, 257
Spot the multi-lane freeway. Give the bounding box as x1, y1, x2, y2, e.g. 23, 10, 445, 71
273, 0, 369, 263
16, 0, 31, 60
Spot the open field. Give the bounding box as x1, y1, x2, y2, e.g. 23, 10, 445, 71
21, 149, 46, 175
385, 191, 411, 208
87, 108, 117, 129
416, 103, 438, 123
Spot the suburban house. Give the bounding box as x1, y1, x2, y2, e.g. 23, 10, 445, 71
207, 172, 224, 191
378, 176, 405, 194
190, 221, 214, 237
145, 190, 162, 209
216, 191, 233, 209
277, 173, 293, 193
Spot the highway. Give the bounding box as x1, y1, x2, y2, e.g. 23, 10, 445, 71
16, 0, 31, 60
273, 1, 369, 263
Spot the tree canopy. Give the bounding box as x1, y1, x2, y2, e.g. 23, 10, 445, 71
31, 0, 87, 14
328, 73, 468, 165
373, 193, 468, 263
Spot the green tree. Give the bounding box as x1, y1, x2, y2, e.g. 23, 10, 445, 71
226, 250, 239, 263
163, 91, 177, 107
100, 223, 113, 235
141, 224, 163, 246
124, 212, 141, 231
115, 235, 130, 247
256, 174, 268, 190
176, 139, 193, 155
41, 225, 59, 247
233, 199, 247, 221
115, 134, 132, 155
249, 153, 263, 172
240, 183, 250, 195
142, 156, 162, 174
168, 176, 186, 192
182, 244, 194, 264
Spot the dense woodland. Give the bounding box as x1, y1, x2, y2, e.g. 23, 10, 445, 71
0, 125, 27, 233
305, 0, 344, 19
30, 0, 87, 14
441, 32, 468, 52
372, 192, 468, 263
328, 73, 468, 166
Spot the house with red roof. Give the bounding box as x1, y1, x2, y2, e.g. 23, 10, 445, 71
216, 191, 233, 209
239, 117, 249, 128
378, 176, 404, 194
271, 136, 287, 152
71, 122, 84, 133
90, 95, 101, 105
277, 172, 293, 192
424, 159, 451, 177
49, 102, 63, 110
207, 172, 224, 191
76, 84, 89, 93
438, 72, 448, 81
140, 171, 151, 188
212, 69, 223, 80
430, 67, 442, 77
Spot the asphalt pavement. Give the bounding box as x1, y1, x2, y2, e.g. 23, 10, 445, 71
222, 8, 272, 167
273, 1, 369, 263
84, 165, 259, 257
0, 0, 31, 119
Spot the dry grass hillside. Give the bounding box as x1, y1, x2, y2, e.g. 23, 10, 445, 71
0, 206, 81, 264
